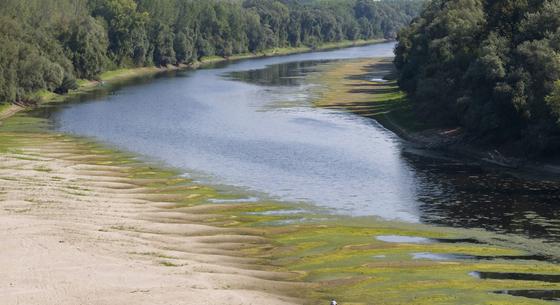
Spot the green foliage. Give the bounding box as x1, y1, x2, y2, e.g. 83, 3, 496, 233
0, 0, 424, 107
59, 17, 109, 79
90, 0, 149, 65
174, 29, 195, 63
0, 16, 68, 103
0, 35, 19, 103
395, 0, 560, 156
150, 21, 176, 66
546, 80, 560, 123
55, 73, 79, 94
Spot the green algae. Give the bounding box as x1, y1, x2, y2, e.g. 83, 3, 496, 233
198, 199, 558, 304
263, 222, 560, 305
0, 114, 51, 133
310, 59, 432, 134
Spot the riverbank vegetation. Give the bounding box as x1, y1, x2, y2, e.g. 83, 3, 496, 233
0, 0, 424, 107
312, 58, 430, 136
395, 0, 560, 157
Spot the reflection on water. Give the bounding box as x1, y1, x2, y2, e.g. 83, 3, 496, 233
471, 271, 560, 283
42, 43, 421, 223
376, 235, 482, 245
33, 42, 560, 243
229, 55, 560, 242
412, 252, 474, 261
413, 253, 550, 262
376, 235, 434, 244
494, 290, 560, 302
404, 153, 560, 241
226, 60, 327, 87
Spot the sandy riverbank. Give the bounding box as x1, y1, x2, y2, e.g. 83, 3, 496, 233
0, 132, 303, 305
3, 130, 560, 305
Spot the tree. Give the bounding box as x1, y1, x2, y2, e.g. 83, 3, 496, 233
91, 0, 149, 65
546, 80, 560, 123
395, 0, 560, 155
59, 17, 109, 79
151, 21, 176, 66
0, 0, 424, 106
174, 29, 194, 64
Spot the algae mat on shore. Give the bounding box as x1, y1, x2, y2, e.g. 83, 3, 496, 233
2, 77, 560, 304
310, 58, 430, 134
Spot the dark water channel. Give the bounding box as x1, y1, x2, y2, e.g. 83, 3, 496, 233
32, 42, 560, 243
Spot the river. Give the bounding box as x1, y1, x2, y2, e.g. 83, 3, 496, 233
38, 42, 560, 242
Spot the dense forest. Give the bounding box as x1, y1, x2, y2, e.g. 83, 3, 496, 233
395, 0, 560, 156
0, 0, 422, 106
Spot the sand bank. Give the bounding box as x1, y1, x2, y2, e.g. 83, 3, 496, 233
0, 132, 303, 305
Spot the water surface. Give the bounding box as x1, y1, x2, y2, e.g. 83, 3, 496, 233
39, 42, 560, 242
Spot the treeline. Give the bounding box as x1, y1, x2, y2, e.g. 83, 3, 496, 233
395, 0, 560, 156
0, 0, 423, 106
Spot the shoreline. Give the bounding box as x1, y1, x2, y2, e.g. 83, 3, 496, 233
312, 58, 560, 180
0, 131, 305, 305
0, 39, 387, 123
2, 128, 559, 305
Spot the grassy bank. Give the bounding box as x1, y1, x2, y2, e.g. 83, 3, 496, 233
311, 58, 432, 137
0, 103, 10, 113
199, 39, 386, 64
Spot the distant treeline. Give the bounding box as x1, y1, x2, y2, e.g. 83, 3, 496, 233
395, 0, 560, 156
0, 0, 422, 105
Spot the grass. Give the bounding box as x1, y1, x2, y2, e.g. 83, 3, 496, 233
0, 103, 11, 113
267, 39, 387, 56
198, 39, 386, 64
30, 89, 58, 103
267, 223, 559, 305
200, 39, 385, 64
0, 114, 52, 133
98, 66, 168, 82
311, 58, 432, 136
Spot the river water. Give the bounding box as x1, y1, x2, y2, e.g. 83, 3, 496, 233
39, 42, 560, 242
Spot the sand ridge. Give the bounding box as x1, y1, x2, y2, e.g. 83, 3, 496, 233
0, 133, 303, 305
